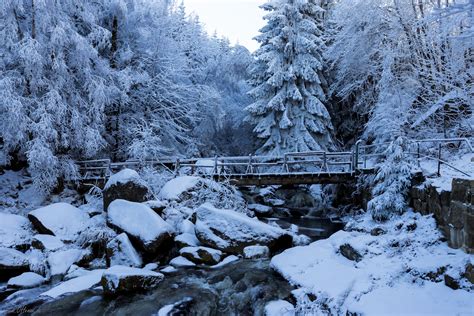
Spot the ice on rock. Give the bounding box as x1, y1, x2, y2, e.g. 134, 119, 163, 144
158, 176, 201, 201
107, 200, 175, 254
106, 233, 143, 268
7, 272, 46, 289
28, 203, 89, 241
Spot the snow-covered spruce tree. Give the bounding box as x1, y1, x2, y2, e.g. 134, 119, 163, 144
246, 0, 333, 156
368, 137, 413, 221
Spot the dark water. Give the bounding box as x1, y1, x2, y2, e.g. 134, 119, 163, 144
28, 260, 293, 316
2, 217, 341, 316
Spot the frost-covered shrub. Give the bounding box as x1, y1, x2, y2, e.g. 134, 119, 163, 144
368, 137, 414, 221
138, 167, 174, 198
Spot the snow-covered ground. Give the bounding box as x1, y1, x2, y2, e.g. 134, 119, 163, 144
418, 153, 474, 192
271, 210, 474, 315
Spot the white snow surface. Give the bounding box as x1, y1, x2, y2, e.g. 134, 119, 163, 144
169, 256, 196, 267
158, 176, 201, 201
107, 200, 174, 246
48, 249, 85, 277
264, 300, 295, 316
243, 245, 270, 259
28, 203, 90, 241
419, 153, 474, 192
210, 255, 240, 269
107, 233, 143, 268
0, 247, 29, 267
7, 272, 46, 289
195, 203, 287, 250
41, 269, 105, 298
0, 213, 33, 248
104, 168, 146, 190
271, 210, 474, 315
32, 234, 64, 251
175, 233, 199, 247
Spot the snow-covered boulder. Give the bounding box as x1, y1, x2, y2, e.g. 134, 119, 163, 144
243, 245, 270, 259
194, 203, 292, 254
0, 247, 30, 280
0, 213, 34, 250
101, 265, 164, 296
32, 234, 64, 251
48, 249, 85, 280
179, 246, 222, 265
103, 169, 151, 211
106, 233, 143, 268
7, 272, 45, 289
143, 200, 167, 215
28, 203, 89, 242
107, 200, 175, 254
248, 204, 273, 217
169, 256, 196, 268
264, 300, 295, 316
175, 233, 200, 248
158, 176, 201, 201
41, 269, 105, 299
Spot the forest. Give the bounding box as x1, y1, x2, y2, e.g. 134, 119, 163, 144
0, 0, 472, 315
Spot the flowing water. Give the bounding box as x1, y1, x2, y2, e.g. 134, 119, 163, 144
2, 216, 342, 316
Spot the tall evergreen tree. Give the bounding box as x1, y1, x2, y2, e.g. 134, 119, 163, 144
246, 0, 333, 156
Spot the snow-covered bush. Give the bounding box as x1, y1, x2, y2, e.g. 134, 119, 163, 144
368, 137, 414, 221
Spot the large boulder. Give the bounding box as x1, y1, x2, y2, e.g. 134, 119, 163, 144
179, 246, 222, 265
194, 203, 292, 254
158, 176, 201, 201
0, 247, 30, 281
107, 200, 175, 254
48, 249, 86, 281
0, 213, 34, 250
28, 203, 89, 242
101, 265, 164, 296
106, 233, 143, 268
103, 169, 151, 211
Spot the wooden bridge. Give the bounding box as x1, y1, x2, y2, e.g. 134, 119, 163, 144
75, 138, 473, 187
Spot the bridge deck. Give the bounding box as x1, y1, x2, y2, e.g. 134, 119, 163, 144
217, 172, 358, 186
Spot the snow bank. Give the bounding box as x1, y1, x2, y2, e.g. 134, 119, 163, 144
271, 211, 474, 315
28, 203, 89, 241
158, 176, 201, 201
107, 200, 174, 253
41, 269, 104, 298
104, 169, 145, 190
264, 300, 295, 316
0, 213, 33, 249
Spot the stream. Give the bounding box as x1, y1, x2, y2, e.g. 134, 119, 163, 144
1, 216, 343, 315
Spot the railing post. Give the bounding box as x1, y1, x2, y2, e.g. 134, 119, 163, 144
437, 143, 442, 176
417, 142, 421, 168
354, 140, 361, 173
247, 154, 253, 174
283, 155, 288, 173
174, 158, 180, 176
323, 152, 328, 172
214, 156, 218, 175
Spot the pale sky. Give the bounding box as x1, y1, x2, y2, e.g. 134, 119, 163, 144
184, 0, 266, 51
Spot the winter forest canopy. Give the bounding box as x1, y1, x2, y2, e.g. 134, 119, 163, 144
0, 0, 472, 194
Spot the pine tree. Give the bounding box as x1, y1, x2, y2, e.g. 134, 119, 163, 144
246, 0, 333, 156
